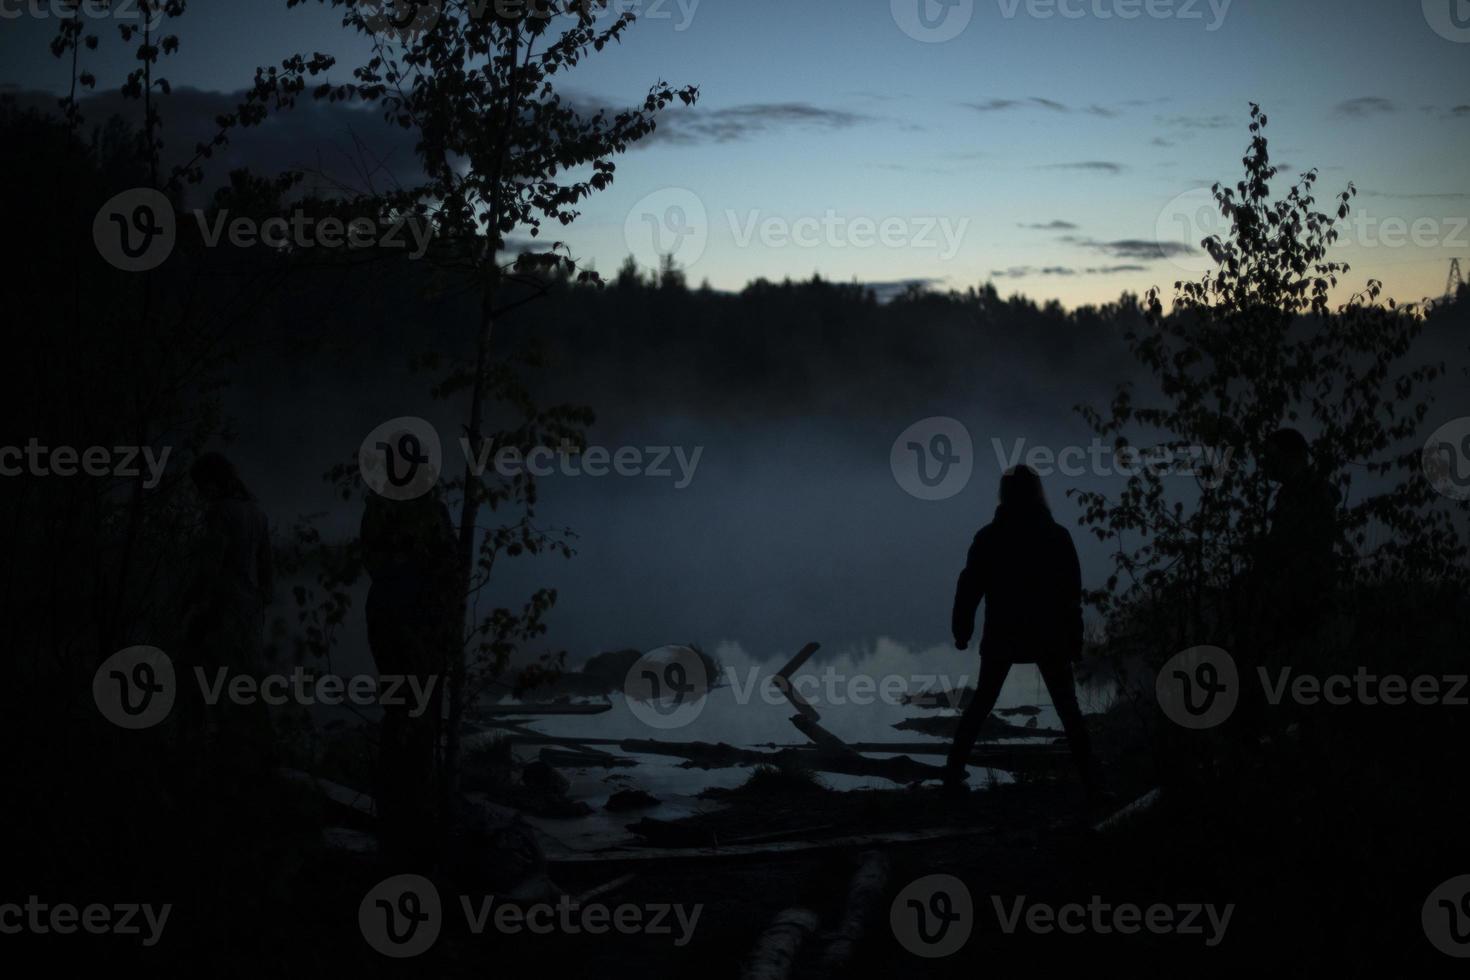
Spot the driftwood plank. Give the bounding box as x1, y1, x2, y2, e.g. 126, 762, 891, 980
818, 850, 890, 976
544, 825, 995, 866
538, 746, 639, 769
741, 908, 820, 980
572, 872, 637, 906
280, 767, 376, 824
477, 702, 613, 716
1093, 787, 1162, 834
771, 642, 823, 721
790, 715, 858, 756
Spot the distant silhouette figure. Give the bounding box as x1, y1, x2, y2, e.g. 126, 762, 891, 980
182, 452, 275, 761
361, 489, 457, 864
945, 466, 1101, 797
1257, 427, 1339, 640
185, 453, 273, 663
1227, 429, 1340, 756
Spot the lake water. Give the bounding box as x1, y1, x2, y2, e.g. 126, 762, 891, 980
475, 638, 1117, 851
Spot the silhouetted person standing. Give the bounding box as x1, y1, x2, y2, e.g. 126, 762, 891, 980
183, 452, 275, 763
1257, 427, 1339, 643
362, 489, 457, 865
1230, 428, 1341, 752
945, 466, 1100, 798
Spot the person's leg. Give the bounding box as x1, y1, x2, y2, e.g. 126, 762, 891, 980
1037, 658, 1102, 795
944, 656, 1011, 783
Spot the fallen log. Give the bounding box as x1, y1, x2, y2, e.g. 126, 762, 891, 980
544, 825, 994, 866
538, 746, 639, 769
725, 825, 837, 846
475, 726, 624, 747
279, 768, 376, 827
893, 714, 1062, 739
322, 826, 378, 855
620, 737, 773, 767
790, 715, 859, 756
770, 642, 823, 722
740, 908, 820, 980
476, 701, 612, 717
620, 737, 945, 783
758, 739, 1069, 761
1093, 787, 1162, 834
502, 731, 1065, 775
776, 641, 822, 680
624, 817, 717, 848
818, 850, 890, 976
769, 641, 947, 783
572, 872, 636, 906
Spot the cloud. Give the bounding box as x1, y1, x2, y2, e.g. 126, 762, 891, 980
1361, 189, 1470, 201
1150, 137, 1174, 148
1018, 220, 1080, 231
1418, 104, 1470, 120
963, 98, 1132, 119
964, 97, 1069, 113
871, 162, 953, 174
1334, 97, 1395, 117
1063, 236, 1194, 260
1099, 239, 1193, 260
990, 264, 1146, 279
1156, 114, 1234, 130
644, 101, 877, 144
873, 149, 986, 175
451, 87, 881, 146
1038, 161, 1126, 174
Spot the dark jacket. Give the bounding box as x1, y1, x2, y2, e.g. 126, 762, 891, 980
1250, 474, 1340, 639
185, 496, 273, 670
951, 501, 1083, 664
1259, 476, 1339, 603
361, 493, 458, 677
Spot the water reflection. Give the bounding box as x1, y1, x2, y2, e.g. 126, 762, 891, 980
485, 638, 1118, 850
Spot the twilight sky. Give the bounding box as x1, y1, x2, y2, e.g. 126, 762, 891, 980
3, 0, 1468, 307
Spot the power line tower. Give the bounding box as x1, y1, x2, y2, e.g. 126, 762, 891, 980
1448, 258, 1464, 298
